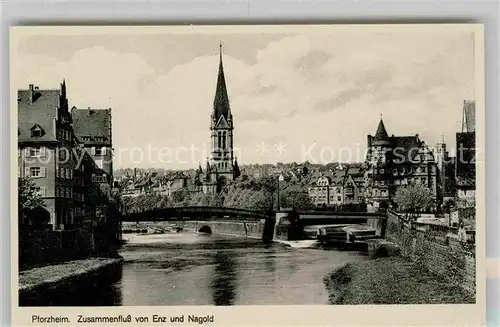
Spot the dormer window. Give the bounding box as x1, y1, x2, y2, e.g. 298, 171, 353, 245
30, 124, 44, 138
82, 136, 91, 142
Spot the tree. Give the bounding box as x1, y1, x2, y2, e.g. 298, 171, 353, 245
18, 177, 44, 225
280, 190, 314, 211
171, 188, 191, 206
393, 184, 434, 219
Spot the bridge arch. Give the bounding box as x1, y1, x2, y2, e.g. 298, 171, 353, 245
198, 225, 212, 234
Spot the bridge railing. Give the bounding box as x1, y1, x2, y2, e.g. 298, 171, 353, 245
120, 206, 273, 221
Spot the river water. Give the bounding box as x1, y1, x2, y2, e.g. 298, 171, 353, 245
108, 232, 366, 306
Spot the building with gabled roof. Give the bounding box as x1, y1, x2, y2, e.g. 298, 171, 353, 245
18, 81, 103, 230
71, 107, 113, 183
365, 116, 438, 212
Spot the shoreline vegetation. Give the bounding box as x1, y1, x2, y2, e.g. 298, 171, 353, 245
323, 255, 475, 305
19, 257, 123, 294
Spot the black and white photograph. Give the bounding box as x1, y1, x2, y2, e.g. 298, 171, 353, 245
11, 24, 485, 325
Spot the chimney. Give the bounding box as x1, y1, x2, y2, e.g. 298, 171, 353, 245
29, 84, 34, 103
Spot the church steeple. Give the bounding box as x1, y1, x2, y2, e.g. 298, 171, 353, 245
213, 42, 230, 121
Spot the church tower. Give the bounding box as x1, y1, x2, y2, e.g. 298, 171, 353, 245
210, 43, 235, 184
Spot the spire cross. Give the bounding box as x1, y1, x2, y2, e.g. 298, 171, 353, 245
219, 41, 223, 61
380, 113, 383, 119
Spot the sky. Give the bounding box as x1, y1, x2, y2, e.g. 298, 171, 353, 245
12, 27, 476, 169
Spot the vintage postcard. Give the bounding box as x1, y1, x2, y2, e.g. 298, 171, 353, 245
10, 24, 485, 326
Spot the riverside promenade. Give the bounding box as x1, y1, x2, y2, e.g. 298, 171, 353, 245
19, 258, 123, 306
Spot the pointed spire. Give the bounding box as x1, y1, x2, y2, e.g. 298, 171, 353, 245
213, 42, 230, 120
372, 115, 390, 146
219, 41, 223, 62
374, 117, 389, 140
61, 78, 66, 96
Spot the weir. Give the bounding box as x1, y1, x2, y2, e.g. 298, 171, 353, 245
180, 217, 276, 243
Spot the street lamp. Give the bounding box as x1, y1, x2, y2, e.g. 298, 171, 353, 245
277, 173, 285, 211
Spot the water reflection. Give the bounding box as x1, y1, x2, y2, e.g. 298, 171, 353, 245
263, 244, 276, 273
25, 233, 366, 306
210, 250, 238, 305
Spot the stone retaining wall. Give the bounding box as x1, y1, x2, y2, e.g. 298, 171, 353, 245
181, 219, 266, 239
386, 210, 476, 295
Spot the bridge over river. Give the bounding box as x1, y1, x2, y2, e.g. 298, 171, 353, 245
121, 206, 387, 243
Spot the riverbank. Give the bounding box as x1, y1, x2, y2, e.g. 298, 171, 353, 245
324, 256, 475, 304
19, 257, 123, 306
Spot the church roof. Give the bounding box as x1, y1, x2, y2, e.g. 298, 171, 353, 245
213, 43, 231, 121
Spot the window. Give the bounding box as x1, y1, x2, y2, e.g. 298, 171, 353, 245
28, 167, 45, 178
30, 148, 41, 157
91, 174, 107, 183
337, 196, 342, 201
90, 147, 96, 155
31, 125, 43, 137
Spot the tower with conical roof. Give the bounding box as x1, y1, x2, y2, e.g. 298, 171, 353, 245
365, 114, 392, 210
209, 42, 235, 187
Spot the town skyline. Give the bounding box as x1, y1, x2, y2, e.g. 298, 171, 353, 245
13, 28, 476, 169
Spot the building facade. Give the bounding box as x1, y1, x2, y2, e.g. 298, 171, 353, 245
18, 81, 113, 230
308, 165, 365, 207
71, 107, 113, 184
455, 100, 476, 208
365, 117, 438, 212
18, 82, 77, 229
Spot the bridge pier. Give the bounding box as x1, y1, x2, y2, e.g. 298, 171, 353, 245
261, 217, 276, 243
274, 210, 302, 241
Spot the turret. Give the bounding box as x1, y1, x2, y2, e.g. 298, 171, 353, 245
372, 115, 391, 146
